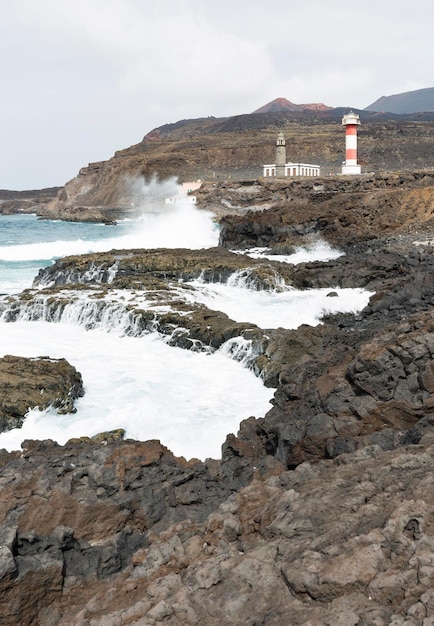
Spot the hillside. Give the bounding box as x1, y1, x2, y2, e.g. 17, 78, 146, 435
0, 187, 62, 215
34, 108, 434, 220
365, 87, 434, 114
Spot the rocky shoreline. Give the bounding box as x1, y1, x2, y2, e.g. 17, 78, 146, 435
2, 171, 434, 623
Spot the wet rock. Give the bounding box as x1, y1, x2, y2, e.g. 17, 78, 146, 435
1, 170, 434, 623
0, 355, 84, 432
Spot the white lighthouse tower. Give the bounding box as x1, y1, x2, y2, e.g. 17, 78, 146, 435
341, 111, 361, 175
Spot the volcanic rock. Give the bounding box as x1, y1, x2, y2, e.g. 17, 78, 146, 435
2, 434, 434, 623
2, 161, 434, 622
0, 355, 84, 432
214, 171, 434, 248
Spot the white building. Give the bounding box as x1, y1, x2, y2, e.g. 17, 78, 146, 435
263, 162, 321, 177
165, 180, 202, 205
181, 180, 202, 194
165, 195, 197, 205
263, 133, 320, 177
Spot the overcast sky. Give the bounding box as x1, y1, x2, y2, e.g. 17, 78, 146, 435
1, 0, 432, 190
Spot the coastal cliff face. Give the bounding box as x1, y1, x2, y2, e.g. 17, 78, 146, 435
31, 110, 434, 220
0, 188, 61, 216
1, 168, 434, 622
202, 171, 434, 245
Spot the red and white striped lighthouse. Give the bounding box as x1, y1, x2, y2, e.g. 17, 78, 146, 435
341, 111, 361, 175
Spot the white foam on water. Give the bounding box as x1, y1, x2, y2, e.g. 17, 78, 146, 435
0, 204, 219, 263
182, 279, 373, 329
0, 321, 272, 460
236, 240, 344, 264
0, 181, 373, 460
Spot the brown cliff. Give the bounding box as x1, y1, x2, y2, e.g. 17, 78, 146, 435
0, 187, 62, 215
32, 109, 434, 221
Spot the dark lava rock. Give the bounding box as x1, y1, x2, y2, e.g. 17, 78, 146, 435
1, 171, 434, 624
0, 355, 84, 432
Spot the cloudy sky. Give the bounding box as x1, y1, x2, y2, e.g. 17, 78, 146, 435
0, 0, 432, 190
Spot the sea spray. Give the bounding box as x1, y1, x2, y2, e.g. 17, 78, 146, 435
0, 184, 219, 295
0, 178, 373, 459
235, 239, 344, 264
0, 321, 273, 459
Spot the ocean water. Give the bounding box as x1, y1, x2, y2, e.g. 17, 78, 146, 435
0, 202, 219, 295
0, 183, 373, 459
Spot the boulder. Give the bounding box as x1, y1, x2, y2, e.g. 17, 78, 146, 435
0, 355, 84, 432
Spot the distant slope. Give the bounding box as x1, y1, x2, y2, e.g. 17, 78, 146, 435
365, 87, 434, 113
253, 97, 332, 113
0, 187, 62, 198
40, 107, 434, 216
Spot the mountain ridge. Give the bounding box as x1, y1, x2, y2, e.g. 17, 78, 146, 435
365, 86, 434, 114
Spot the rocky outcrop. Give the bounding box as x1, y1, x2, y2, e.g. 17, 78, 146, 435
2, 432, 434, 623
215, 171, 434, 248
0, 438, 238, 626
256, 310, 434, 468
2, 167, 434, 622
0, 355, 84, 432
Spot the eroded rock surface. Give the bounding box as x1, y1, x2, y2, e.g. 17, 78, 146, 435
1, 169, 434, 623
215, 171, 434, 248
0, 355, 84, 432
2, 436, 434, 624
